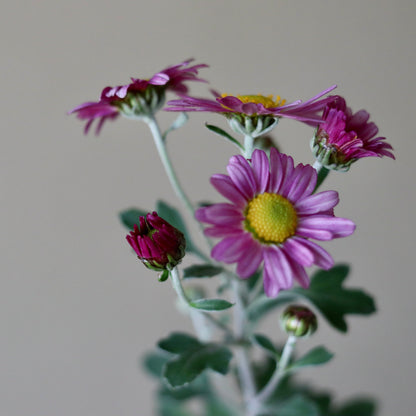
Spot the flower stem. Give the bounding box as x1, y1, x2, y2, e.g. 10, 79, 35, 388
244, 134, 255, 159
232, 279, 257, 415
145, 116, 195, 218
252, 335, 297, 409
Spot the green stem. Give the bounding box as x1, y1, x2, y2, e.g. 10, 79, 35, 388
244, 134, 255, 159
251, 335, 297, 411
145, 116, 195, 218
170, 267, 232, 339
231, 279, 257, 414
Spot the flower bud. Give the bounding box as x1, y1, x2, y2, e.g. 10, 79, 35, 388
126, 211, 186, 272
280, 305, 317, 338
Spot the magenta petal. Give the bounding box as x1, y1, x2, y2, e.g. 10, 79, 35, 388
204, 226, 244, 237
196, 203, 243, 226
251, 149, 270, 193
235, 240, 263, 278
227, 156, 257, 200
295, 238, 334, 269
288, 257, 310, 288
281, 237, 315, 267
211, 233, 252, 263
210, 174, 248, 208
295, 190, 339, 215
263, 247, 293, 297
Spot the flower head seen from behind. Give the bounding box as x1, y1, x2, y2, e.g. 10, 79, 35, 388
69, 59, 207, 134
126, 211, 186, 272
311, 96, 395, 171
166, 86, 337, 137
196, 148, 355, 297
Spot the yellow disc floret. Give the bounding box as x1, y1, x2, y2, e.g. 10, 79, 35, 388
245, 193, 298, 244
221, 93, 287, 108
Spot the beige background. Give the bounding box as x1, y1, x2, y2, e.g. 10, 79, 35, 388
1, 1, 414, 415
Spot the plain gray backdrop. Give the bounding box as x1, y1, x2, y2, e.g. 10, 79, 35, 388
1, 1, 414, 415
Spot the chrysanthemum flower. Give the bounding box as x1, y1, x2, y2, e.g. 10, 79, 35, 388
166, 86, 337, 134
126, 211, 186, 272
195, 148, 355, 297
69, 59, 207, 134
311, 96, 394, 170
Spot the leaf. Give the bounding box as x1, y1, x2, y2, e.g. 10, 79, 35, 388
205, 124, 244, 150
252, 334, 280, 358
247, 291, 297, 322
336, 398, 376, 416
289, 346, 333, 372
190, 298, 234, 311
158, 332, 201, 354
156, 200, 205, 258
183, 264, 223, 279
247, 264, 376, 333
142, 351, 170, 378
277, 395, 320, 416
119, 207, 148, 229
291, 265, 376, 332
163, 344, 232, 388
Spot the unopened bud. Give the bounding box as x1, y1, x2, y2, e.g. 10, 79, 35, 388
280, 305, 317, 338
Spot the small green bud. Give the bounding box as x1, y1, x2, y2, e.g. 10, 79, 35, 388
280, 305, 317, 338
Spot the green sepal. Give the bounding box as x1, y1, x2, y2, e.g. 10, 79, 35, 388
183, 264, 223, 279
205, 123, 244, 150
190, 298, 234, 311
159, 269, 170, 282
288, 346, 334, 373
163, 343, 233, 388
119, 207, 148, 229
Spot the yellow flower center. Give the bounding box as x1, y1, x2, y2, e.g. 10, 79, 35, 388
245, 193, 298, 244
221, 93, 286, 108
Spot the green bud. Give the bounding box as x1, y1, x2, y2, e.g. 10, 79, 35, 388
280, 305, 317, 338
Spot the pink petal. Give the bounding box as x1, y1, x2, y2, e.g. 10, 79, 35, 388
251, 149, 270, 193
295, 191, 339, 215
210, 174, 248, 208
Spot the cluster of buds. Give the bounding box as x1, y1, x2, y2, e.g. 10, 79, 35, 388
126, 212, 186, 274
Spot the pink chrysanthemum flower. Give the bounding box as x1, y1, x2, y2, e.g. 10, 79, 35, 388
196, 148, 355, 297
166, 86, 337, 128
69, 59, 207, 134
311, 96, 394, 170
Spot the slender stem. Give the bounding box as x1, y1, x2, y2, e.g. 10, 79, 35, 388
170, 267, 232, 340
232, 279, 257, 414
253, 335, 297, 407
243, 134, 255, 159
145, 116, 195, 218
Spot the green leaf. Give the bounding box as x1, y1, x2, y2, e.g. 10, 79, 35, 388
205, 124, 244, 150
291, 265, 376, 332
277, 395, 320, 416
190, 298, 234, 311
289, 346, 334, 372
247, 264, 376, 333
205, 398, 237, 416
336, 398, 376, 416
119, 207, 147, 229
156, 200, 205, 259
158, 398, 194, 416
142, 351, 170, 378
163, 112, 189, 141
247, 291, 297, 322
183, 264, 223, 279
158, 332, 201, 354
252, 333, 280, 358
163, 344, 232, 388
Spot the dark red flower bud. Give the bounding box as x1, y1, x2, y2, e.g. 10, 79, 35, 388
280, 305, 317, 338
126, 212, 186, 272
